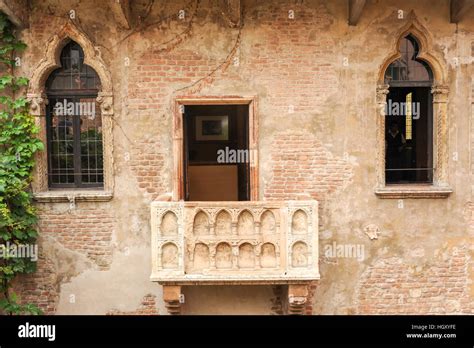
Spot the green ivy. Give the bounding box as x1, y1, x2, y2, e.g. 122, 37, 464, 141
0, 11, 43, 315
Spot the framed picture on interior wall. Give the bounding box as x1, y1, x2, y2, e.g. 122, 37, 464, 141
195, 115, 229, 141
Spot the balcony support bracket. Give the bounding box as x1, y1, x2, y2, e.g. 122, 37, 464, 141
163, 285, 182, 315
288, 284, 310, 315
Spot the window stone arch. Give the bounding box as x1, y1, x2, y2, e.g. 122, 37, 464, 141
27, 20, 114, 200
375, 18, 451, 198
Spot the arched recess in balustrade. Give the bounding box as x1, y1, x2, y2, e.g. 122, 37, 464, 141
291, 241, 308, 268
237, 210, 255, 235
215, 210, 232, 236
260, 210, 276, 234
192, 243, 210, 271
215, 242, 232, 269
291, 210, 308, 235
260, 242, 277, 268
238, 243, 255, 268
161, 242, 179, 269
193, 210, 210, 236
161, 211, 178, 236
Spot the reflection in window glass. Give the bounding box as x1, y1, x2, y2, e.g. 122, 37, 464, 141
46, 41, 103, 188
384, 35, 433, 184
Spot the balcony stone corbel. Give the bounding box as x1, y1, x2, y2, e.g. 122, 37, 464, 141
163, 285, 182, 315
288, 284, 309, 315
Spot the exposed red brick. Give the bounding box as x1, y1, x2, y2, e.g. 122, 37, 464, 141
129, 138, 169, 200
356, 246, 473, 314
264, 131, 353, 201
38, 207, 115, 270
106, 294, 159, 315
13, 251, 59, 315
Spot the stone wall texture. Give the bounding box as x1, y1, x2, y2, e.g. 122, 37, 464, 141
6, 0, 474, 314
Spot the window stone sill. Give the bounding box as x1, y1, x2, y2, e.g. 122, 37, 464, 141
33, 191, 113, 203
374, 185, 453, 199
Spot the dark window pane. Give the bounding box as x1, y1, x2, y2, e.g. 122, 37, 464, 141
79, 98, 103, 184
385, 87, 433, 184
46, 41, 103, 189
384, 35, 434, 184
46, 41, 101, 92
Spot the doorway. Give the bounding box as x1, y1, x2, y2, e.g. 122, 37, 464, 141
183, 104, 250, 201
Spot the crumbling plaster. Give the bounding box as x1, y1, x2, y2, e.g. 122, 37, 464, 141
14, 0, 474, 314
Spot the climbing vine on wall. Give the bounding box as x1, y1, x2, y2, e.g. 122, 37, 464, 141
0, 12, 43, 315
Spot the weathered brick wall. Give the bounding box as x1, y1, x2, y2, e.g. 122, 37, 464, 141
106, 294, 159, 315
10, 0, 474, 314
130, 137, 169, 200
357, 246, 473, 314
14, 252, 59, 315
264, 131, 353, 201
244, 3, 338, 114
37, 207, 115, 270
13, 206, 115, 314
129, 50, 220, 112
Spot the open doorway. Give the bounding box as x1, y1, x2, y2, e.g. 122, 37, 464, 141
183, 104, 250, 201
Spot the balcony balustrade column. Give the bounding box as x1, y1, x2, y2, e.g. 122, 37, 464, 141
209, 247, 217, 269
255, 221, 261, 235
232, 244, 239, 270
209, 221, 215, 236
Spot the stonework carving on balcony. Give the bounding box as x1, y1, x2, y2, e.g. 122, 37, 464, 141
151, 201, 319, 285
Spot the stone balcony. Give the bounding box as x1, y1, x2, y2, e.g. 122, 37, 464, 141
150, 200, 320, 314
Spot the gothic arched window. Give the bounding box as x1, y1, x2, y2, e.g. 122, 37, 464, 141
383, 35, 434, 184
46, 41, 103, 188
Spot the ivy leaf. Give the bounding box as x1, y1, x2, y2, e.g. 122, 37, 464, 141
0, 13, 43, 316
12, 97, 27, 109
0, 75, 13, 88
16, 77, 29, 86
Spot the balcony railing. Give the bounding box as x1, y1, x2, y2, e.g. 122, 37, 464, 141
150, 201, 319, 285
